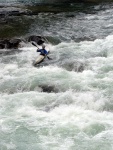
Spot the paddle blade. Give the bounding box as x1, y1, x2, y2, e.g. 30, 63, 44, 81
31, 42, 38, 47
47, 56, 52, 60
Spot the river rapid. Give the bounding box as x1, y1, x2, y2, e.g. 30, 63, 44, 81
1, 1, 113, 150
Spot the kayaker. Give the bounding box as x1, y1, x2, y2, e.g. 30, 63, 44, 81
34, 45, 51, 66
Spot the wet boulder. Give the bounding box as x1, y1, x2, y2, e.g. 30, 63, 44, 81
0, 43, 5, 49
0, 39, 21, 49
8, 39, 21, 49
0, 40, 6, 49
28, 35, 45, 45
0, 35, 46, 49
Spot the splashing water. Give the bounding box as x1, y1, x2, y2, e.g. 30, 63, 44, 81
1, 2, 113, 150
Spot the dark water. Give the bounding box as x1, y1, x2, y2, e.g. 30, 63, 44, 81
0, 1, 113, 41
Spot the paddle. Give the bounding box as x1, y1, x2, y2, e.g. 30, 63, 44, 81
31, 42, 52, 60
32, 42, 39, 49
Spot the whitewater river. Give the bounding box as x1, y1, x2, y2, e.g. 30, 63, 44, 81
1, 1, 113, 150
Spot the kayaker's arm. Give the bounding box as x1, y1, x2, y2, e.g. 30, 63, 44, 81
37, 49, 41, 52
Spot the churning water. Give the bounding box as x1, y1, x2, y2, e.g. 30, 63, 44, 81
1, 2, 113, 150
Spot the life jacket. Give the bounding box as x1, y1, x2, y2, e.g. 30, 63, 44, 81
37, 49, 48, 56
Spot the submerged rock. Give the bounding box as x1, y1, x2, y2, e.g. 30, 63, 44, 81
39, 85, 59, 93
60, 61, 86, 72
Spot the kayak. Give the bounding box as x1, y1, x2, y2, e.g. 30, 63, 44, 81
33, 55, 45, 66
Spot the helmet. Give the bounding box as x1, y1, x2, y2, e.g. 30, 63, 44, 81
42, 44, 45, 49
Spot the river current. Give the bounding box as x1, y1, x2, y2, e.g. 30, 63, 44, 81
0, 1, 113, 150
